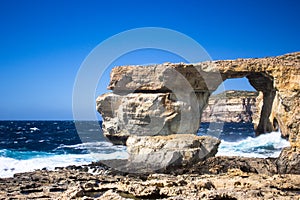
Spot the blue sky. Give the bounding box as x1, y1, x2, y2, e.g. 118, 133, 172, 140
0, 0, 299, 120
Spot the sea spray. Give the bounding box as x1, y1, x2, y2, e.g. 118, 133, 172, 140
0, 144, 128, 178
217, 130, 290, 158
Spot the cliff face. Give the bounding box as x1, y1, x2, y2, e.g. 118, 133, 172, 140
201, 90, 259, 123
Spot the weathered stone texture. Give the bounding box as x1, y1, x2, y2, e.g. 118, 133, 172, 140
97, 52, 299, 173
126, 134, 220, 170
98, 52, 299, 147
96, 92, 208, 144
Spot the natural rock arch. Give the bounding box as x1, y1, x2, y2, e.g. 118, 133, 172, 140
227, 72, 278, 136
97, 52, 300, 173
206, 72, 278, 136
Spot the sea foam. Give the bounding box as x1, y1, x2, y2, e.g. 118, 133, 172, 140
217, 130, 290, 158
0, 142, 128, 178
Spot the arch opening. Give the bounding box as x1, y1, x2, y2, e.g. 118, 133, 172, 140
246, 73, 277, 136
199, 72, 290, 158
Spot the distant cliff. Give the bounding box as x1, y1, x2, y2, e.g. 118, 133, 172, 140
201, 90, 259, 123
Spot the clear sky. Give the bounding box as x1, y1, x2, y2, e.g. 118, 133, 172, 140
0, 0, 299, 120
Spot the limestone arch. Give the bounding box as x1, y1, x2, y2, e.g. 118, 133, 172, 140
213, 72, 280, 136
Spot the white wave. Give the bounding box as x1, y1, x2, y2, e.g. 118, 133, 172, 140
217, 131, 290, 158
29, 127, 40, 132
55, 141, 126, 152
0, 151, 128, 178
59, 141, 114, 148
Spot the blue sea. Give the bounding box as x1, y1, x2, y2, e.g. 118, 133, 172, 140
0, 121, 289, 178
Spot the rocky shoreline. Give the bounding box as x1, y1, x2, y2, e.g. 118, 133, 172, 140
0, 156, 299, 199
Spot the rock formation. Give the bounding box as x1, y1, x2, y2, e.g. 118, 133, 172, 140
97, 52, 299, 142
96, 52, 300, 173
201, 90, 259, 123
126, 134, 220, 171
96, 92, 205, 145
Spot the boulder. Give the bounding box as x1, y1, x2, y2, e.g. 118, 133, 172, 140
126, 134, 220, 172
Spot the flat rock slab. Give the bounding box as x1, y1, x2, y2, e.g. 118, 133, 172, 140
108, 62, 223, 92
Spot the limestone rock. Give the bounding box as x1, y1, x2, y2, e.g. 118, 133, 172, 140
126, 134, 220, 171
103, 52, 299, 145
96, 92, 208, 145
103, 52, 300, 141
97, 190, 129, 200
1, 160, 300, 200
108, 62, 223, 92
276, 147, 300, 174
187, 156, 278, 175
96, 52, 300, 172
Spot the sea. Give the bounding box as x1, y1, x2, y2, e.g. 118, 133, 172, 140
0, 121, 290, 178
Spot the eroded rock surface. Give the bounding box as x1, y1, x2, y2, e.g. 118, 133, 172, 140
97, 52, 300, 173
102, 52, 299, 143
0, 158, 299, 200
126, 134, 220, 171
276, 147, 300, 174
96, 92, 207, 145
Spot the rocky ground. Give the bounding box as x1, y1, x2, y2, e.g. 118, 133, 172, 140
0, 156, 299, 200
